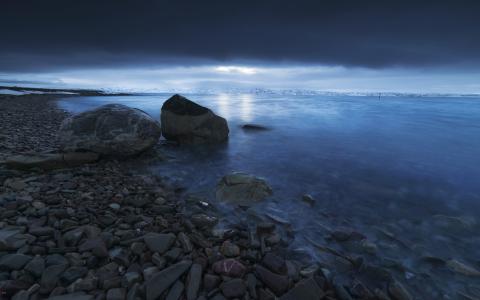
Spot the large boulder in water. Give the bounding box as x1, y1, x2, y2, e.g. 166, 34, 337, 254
58, 104, 161, 156
216, 172, 272, 205
161, 94, 229, 144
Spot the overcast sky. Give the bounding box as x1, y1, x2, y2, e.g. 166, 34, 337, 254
1, 0, 480, 93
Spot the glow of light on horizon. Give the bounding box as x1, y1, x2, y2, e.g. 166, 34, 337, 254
214, 66, 258, 75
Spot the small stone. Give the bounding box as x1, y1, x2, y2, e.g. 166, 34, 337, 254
123, 272, 142, 288
221, 278, 246, 298
212, 259, 246, 278
60, 266, 88, 286
166, 280, 184, 300
144, 233, 176, 254
146, 260, 192, 300
40, 264, 68, 293
301, 194, 315, 205
0, 254, 32, 270
221, 240, 240, 257
256, 265, 289, 296
177, 232, 193, 253
107, 288, 126, 300
203, 274, 221, 292
152, 253, 167, 269
24, 255, 45, 278
186, 263, 202, 300
78, 238, 109, 257
262, 253, 287, 274
109, 203, 121, 210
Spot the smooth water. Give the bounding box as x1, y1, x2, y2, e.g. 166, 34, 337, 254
59, 93, 480, 297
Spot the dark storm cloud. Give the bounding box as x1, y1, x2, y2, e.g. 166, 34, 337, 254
1, 0, 479, 71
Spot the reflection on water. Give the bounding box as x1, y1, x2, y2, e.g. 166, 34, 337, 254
58, 93, 480, 298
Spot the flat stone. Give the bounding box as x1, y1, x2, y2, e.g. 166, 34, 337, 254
221, 278, 246, 298
24, 255, 45, 278
0, 254, 32, 270
146, 260, 192, 300
144, 233, 176, 254
262, 253, 287, 274
186, 263, 202, 300
256, 265, 289, 296
166, 280, 184, 300
279, 278, 325, 300
106, 288, 126, 300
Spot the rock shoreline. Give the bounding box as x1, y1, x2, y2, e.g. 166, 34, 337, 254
0, 93, 421, 300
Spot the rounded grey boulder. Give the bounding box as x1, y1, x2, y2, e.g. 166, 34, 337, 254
216, 172, 273, 205
161, 94, 229, 144
58, 104, 161, 156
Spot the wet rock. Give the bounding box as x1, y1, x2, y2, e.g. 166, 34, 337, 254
216, 172, 273, 205
60, 266, 88, 286
146, 260, 192, 300
241, 124, 270, 131
78, 238, 108, 257
177, 232, 193, 253
106, 288, 126, 300
203, 274, 221, 292
0, 254, 32, 270
279, 277, 325, 300
24, 255, 45, 278
446, 259, 480, 276
191, 214, 218, 228
166, 280, 184, 300
144, 233, 176, 254
40, 264, 68, 293
59, 104, 161, 156
301, 194, 315, 205
186, 263, 202, 300
221, 278, 246, 298
161, 94, 229, 144
255, 265, 289, 295
212, 259, 246, 278
221, 240, 240, 257
262, 253, 287, 274
388, 279, 412, 300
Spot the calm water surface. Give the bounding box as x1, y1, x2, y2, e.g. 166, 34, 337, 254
59, 93, 480, 298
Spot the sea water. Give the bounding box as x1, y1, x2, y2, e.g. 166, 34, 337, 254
58, 92, 480, 297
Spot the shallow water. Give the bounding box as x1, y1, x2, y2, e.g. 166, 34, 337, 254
58, 92, 480, 298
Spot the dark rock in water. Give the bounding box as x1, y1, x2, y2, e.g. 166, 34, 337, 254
255, 265, 290, 296
216, 172, 273, 205
186, 263, 202, 300
191, 214, 218, 228
161, 94, 229, 144
262, 253, 287, 275
241, 124, 270, 131
212, 259, 246, 278
279, 278, 325, 300
221, 278, 246, 298
388, 279, 412, 300
59, 104, 161, 156
146, 260, 192, 300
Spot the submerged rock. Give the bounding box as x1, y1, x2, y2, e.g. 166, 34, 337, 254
446, 259, 480, 276
241, 124, 270, 131
161, 94, 229, 144
58, 104, 161, 156
216, 172, 272, 205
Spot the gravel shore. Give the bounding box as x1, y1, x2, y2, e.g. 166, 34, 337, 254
0, 94, 341, 299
